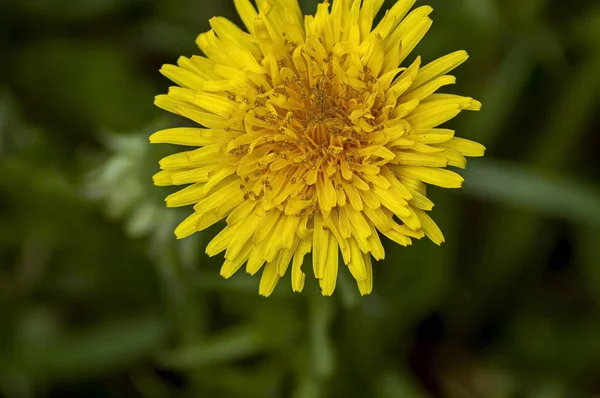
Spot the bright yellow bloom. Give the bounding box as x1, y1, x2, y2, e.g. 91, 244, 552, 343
151, 0, 484, 296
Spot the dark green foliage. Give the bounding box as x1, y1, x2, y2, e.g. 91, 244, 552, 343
1, 0, 599, 396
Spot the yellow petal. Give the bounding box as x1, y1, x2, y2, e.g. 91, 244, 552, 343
401, 75, 456, 103
437, 137, 486, 157
398, 17, 433, 64
360, 34, 385, 77
385, 6, 432, 54
347, 238, 367, 281
414, 209, 445, 245
400, 166, 464, 188
344, 206, 373, 240
209, 16, 260, 57
282, 215, 300, 250
159, 145, 221, 170
409, 129, 455, 144
438, 149, 467, 169
396, 206, 421, 230
381, 228, 412, 246
234, 0, 258, 34
160, 65, 204, 90
320, 232, 339, 296
357, 252, 373, 295
292, 240, 311, 292
373, 0, 417, 39
325, 212, 352, 264
165, 183, 206, 208
413, 50, 469, 88
393, 152, 448, 167
246, 248, 266, 276
174, 212, 201, 239
152, 170, 178, 186
372, 186, 411, 217
359, 189, 380, 210
226, 199, 259, 226
220, 240, 252, 278
423, 94, 479, 110
367, 224, 385, 260
312, 212, 329, 279
206, 226, 236, 257
150, 128, 236, 146
276, 247, 295, 277
225, 213, 262, 260
177, 56, 215, 80
359, 0, 385, 39
194, 92, 238, 118
386, 57, 421, 103
201, 165, 237, 195
193, 179, 244, 213
316, 174, 337, 212
253, 209, 281, 244
409, 190, 435, 211
171, 165, 216, 185
406, 104, 462, 130
262, 214, 288, 263
393, 223, 425, 239
196, 212, 220, 232
259, 260, 280, 297
363, 206, 394, 232
176, 106, 229, 129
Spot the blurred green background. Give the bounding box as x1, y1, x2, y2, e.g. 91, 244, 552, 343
1, 0, 600, 397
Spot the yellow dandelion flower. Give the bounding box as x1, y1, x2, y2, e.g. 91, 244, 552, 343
151, 0, 485, 296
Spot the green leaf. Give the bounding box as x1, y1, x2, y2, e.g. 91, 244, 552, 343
159, 327, 265, 368
462, 43, 536, 148
463, 159, 600, 226
376, 370, 428, 398
14, 40, 156, 132
6, 0, 128, 21
23, 316, 167, 381
309, 295, 335, 379
578, 228, 600, 307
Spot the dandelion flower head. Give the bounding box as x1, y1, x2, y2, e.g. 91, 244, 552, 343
151, 0, 485, 296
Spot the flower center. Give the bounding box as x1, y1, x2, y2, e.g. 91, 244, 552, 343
228, 42, 393, 215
